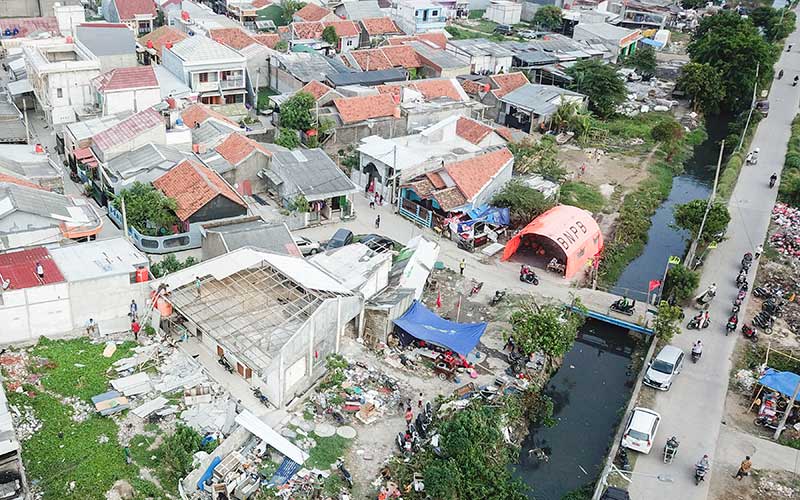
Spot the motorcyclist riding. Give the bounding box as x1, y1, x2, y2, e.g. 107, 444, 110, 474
770, 172, 778, 188
779, 69, 785, 79
692, 340, 703, 355
696, 454, 710, 475
794, 75, 799, 86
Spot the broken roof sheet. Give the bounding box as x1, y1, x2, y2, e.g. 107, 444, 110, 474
236, 410, 309, 464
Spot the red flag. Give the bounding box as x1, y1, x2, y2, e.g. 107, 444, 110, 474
436, 291, 442, 308
648, 279, 662, 292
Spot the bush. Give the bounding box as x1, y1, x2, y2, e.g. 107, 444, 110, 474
559, 181, 605, 213
779, 114, 800, 206
151, 254, 197, 278
275, 127, 300, 149
491, 179, 554, 227
663, 264, 700, 303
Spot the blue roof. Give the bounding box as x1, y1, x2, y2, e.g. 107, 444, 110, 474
393, 300, 487, 356
759, 368, 800, 398
640, 38, 664, 48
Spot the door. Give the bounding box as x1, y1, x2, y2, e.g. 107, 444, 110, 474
245, 367, 252, 379
236, 362, 244, 376
216, 345, 224, 357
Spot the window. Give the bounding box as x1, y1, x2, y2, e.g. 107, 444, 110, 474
431, 10, 439, 16
346, 39, 353, 47
198, 72, 208, 83
56, 88, 63, 98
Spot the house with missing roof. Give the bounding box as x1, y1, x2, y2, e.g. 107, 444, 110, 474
290, 20, 363, 53
398, 147, 514, 227
354, 114, 510, 203
91, 66, 161, 116
74, 23, 138, 73
104, 0, 157, 36
0, 144, 64, 193
258, 144, 358, 225
446, 38, 514, 75
155, 247, 363, 408
161, 35, 248, 106
498, 83, 587, 133
0, 238, 151, 343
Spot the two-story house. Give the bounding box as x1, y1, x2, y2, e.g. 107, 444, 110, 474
105, 0, 158, 36
161, 35, 248, 105
391, 0, 447, 34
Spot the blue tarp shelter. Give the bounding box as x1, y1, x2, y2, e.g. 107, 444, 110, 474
393, 300, 487, 356
759, 368, 800, 398
462, 205, 510, 227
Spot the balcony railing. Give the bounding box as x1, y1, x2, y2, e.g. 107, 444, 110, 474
220, 78, 244, 89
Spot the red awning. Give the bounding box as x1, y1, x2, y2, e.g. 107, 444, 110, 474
74, 147, 99, 168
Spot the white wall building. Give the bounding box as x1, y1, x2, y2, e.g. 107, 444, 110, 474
23, 40, 102, 126
484, 0, 522, 25
92, 66, 161, 116
391, 0, 447, 34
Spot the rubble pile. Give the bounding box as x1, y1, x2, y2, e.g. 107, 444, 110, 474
313, 361, 403, 425
618, 78, 679, 116
0, 352, 48, 392
758, 477, 796, 498
770, 203, 800, 258
10, 405, 41, 441
734, 369, 757, 393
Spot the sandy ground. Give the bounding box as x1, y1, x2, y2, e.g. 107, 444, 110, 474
558, 145, 652, 196
710, 469, 799, 500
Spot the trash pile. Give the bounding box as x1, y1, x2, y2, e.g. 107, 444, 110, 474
770, 203, 800, 258
758, 476, 796, 498
617, 78, 679, 116
734, 369, 757, 393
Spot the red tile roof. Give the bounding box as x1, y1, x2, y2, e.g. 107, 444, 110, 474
181, 103, 239, 129
333, 94, 398, 124
252, 0, 273, 7
209, 28, 259, 50
456, 117, 494, 145
445, 148, 513, 200
299, 80, 333, 101
292, 20, 360, 40
387, 32, 448, 50
383, 46, 422, 68
92, 66, 158, 92
0, 17, 59, 38
92, 107, 164, 152
377, 79, 464, 102
0, 174, 46, 190
349, 48, 393, 71
114, 0, 157, 20
138, 26, 188, 57
253, 33, 281, 49
490, 72, 529, 98
294, 3, 333, 22
77, 22, 129, 29
153, 159, 246, 221
361, 17, 400, 36
0, 247, 64, 290
460, 79, 486, 95
215, 133, 271, 166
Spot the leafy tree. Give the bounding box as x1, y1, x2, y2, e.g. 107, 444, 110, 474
677, 62, 725, 114
281, 0, 305, 19
624, 45, 656, 76
274, 40, 288, 52
275, 127, 300, 149
688, 11, 779, 111
680, 0, 706, 8
151, 254, 198, 278
779, 169, 800, 206
750, 6, 795, 41
423, 402, 529, 500
280, 91, 315, 130
651, 118, 685, 160
491, 178, 554, 226
653, 302, 683, 344
566, 59, 626, 118
507, 299, 586, 359
663, 264, 700, 303
509, 135, 567, 181
673, 199, 731, 245
158, 425, 202, 488
113, 182, 179, 236
533, 5, 562, 31
322, 25, 339, 48
289, 194, 310, 212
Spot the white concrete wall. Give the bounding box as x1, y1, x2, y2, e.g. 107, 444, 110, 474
357, 257, 391, 300
46, 67, 102, 125
103, 87, 161, 116
68, 276, 149, 327
485, 2, 522, 25
0, 212, 63, 250
97, 53, 139, 73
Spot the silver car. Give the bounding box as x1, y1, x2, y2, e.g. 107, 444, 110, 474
293, 236, 321, 256
643, 345, 684, 391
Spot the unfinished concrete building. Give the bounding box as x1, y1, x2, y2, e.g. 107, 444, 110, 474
159, 248, 363, 408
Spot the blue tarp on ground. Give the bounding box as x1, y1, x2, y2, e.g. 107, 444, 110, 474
463, 205, 511, 227
759, 368, 800, 398
268, 458, 302, 486
393, 300, 487, 356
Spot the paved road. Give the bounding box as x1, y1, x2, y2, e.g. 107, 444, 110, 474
628, 15, 800, 499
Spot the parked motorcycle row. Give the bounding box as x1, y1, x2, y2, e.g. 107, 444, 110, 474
396, 402, 433, 456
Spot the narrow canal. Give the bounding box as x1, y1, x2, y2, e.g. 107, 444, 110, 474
515, 116, 731, 499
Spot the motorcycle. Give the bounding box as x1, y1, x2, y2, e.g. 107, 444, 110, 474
336, 459, 353, 488
726, 314, 738, 336
778, 69, 785, 79
610, 298, 635, 316
519, 265, 539, 285
251, 387, 270, 407
736, 273, 748, 288
753, 311, 774, 332
616, 448, 631, 472
763, 298, 783, 317
770, 175, 778, 188
687, 314, 710, 330
691, 349, 702, 363
731, 303, 740, 315
753, 286, 773, 299
695, 461, 709, 485
696, 289, 716, 306
490, 290, 507, 306
742, 324, 758, 343
469, 280, 483, 297
218, 356, 234, 374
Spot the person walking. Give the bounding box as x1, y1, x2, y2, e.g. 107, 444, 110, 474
131, 320, 141, 341
195, 276, 202, 298
459, 259, 465, 276
417, 393, 423, 408
755, 245, 763, 259
369, 197, 375, 209
734, 456, 752, 480
129, 299, 138, 320
404, 407, 413, 425
375, 214, 381, 229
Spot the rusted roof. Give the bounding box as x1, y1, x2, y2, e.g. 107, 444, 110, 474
92, 108, 164, 153
294, 3, 333, 22
0, 173, 45, 191
153, 159, 246, 221
387, 32, 448, 50
361, 17, 400, 36
138, 26, 188, 57
490, 72, 529, 98
445, 148, 513, 200
433, 186, 467, 212
215, 133, 271, 166
252, 33, 281, 48
455, 117, 493, 145
181, 103, 239, 129
460, 79, 486, 96
92, 66, 158, 92
349, 48, 393, 71
377, 79, 464, 102
299, 80, 333, 101
332, 94, 397, 124
209, 28, 259, 50
0, 247, 64, 290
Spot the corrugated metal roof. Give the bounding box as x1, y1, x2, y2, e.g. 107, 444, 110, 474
76, 24, 136, 57
168, 35, 245, 63
105, 143, 188, 183
49, 237, 147, 282
0, 247, 64, 290
261, 144, 357, 201
206, 219, 300, 256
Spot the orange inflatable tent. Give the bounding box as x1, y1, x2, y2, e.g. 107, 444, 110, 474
502, 205, 603, 279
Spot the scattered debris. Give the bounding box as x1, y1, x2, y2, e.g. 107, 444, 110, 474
92, 391, 130, 416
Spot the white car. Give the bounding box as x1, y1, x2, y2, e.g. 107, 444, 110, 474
293, 236, 321, 256
621, 407, 661, 454
643, 345, 684, 391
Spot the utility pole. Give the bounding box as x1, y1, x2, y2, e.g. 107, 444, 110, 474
121, 195, 129, 241
773, 380, 800, 440
23, 99, 29, 144
686, 140, 724, 267
391, 144, 398, 207
736, 62, 759, 153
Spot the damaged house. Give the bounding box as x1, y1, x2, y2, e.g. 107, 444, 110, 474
158, 247, 363, 408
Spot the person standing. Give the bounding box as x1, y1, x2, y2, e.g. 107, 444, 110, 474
405, 407, 413, 425
195, 276, 202, 298
459, 259, 465, 276
35, 261, 45, 282
755, 245, 763, 259
131, 320, 141, 341
129, 299, 138, 320
417, 393, 423, 408
375, 214, 381, 229
734, 456, 752, 480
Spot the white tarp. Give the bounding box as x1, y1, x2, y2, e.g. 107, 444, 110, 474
235, 410, 309, 465
400, 236, 440, 299
132, 397, 168, 418
110, 372, 152, 396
